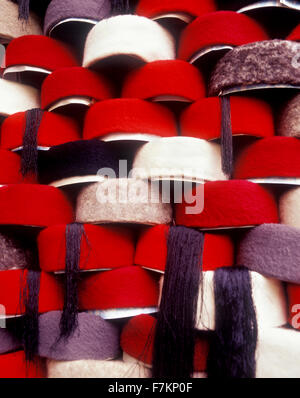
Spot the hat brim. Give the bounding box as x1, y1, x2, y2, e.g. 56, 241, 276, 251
238, 0, 300, 13
152, 12, 193, 24
101, 133, 161, 143
49, 174, 107, 188
189, 45, 233, 65
220, 83, 300, 96
86, 307, 158, 320
47, 96, 94, 112
248, 177, 300, 186
48, 17, 98, 36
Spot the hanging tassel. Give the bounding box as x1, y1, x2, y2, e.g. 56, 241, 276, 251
22, 270, 41, 362
220, 96, 233, 178
152, 226, 204, 378
17, 0, 30, 20
59, 223, 85, 340
111, 0, 130, 14
21, 108, 44, 178
207, 266, 258, 378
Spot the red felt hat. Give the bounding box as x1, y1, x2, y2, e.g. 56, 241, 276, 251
0, 149, 36, 184
178, 11, 268, 62
287, 24, 300, 41
234, 137, 300, 180
175, 180, 278, 229
180, 96, 274, 140
83, 99, 178, 141
121, 314, 209, 371
0, 111, 80, 150
0, 184, 73, 227
41, 67, 114, 111
135, 224, 234, 273
136, 0, 217, 22
78, 267, 159, 314
5, 35, 78, 73
0, 269, 63, 316
122, 60, 205, 102
287, 283, 300, 330
38, 224, 135, 273
0, 351, 45, 378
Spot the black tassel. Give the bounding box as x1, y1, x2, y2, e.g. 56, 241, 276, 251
22, 270, 40, 362
111, 0, 130, 14
220, 96, 233, 178
59, 223, 85, 340
207, 267, 258, 378
21, 108, 43, 177
17, 0, 30, 20
152, 226, 204, 378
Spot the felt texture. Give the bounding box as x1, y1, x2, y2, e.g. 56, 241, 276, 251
135, 225, 234, 273
0, 351, 45, 378
38, 224, 135, 272
287, 283, 300, 329
178, 11, 268, 61
181, 96, 274, 140
175, 180, 279, 229
136, 0, 217, 19
238, 224, 300, 284
83, 15, 176, 68
278, 93, 300, 137
83, 99, 177, 140
38, 311, 120, 361
279, 187, 300, 228
0, 0, 42, 41
0, 230, 33, 270
132, 137, 227, 182
122, 60, 205, 102
0, 328, 22, 354
5, 35, 78, 72
0, 78, 40, 117
44, 0, 111, 35
78, 267, 159, 312
209, 40, 300, 96
121, 314, 209, 372
234, 137, 300, 179
37, 139, 120, 185
0, 111, 80, 150
160, 271, 287, 331
76, 179, 173, 225
0, 149, 35, 184
47, 359, 151, 378
41, 67, 114, 110
0, 269, 64, 315
0, 184, 74, 227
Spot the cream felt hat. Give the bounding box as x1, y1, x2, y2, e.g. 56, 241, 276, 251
0, 0, 42, 43
132, 137, 227, 183
279, 187, 300, 227
76, 179, 173, 226
278, 93, 300, 137
0, 78, 40, 117
83, 15, 176, 68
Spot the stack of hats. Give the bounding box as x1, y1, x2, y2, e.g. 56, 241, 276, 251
0, 0, 299, 379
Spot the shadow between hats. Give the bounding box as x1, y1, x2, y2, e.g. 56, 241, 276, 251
4, 70, 48, 90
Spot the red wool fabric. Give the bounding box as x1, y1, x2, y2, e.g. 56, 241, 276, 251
180, 96, 274, 139
78, 267, 159, 311
0, 269, 64, 316
83, 99, 178, 139
178, 11, 269, 61
134, 224, 234, 272
0, 149, 36, 184
136, 0, 216, 19
121, 314, 209, 371
287, 283, 300, 330
38, 224, 135, 272
122, 60, 205, 101
0, 184, 74, 227
287, 24, 300, 41
0, 351, 45, 378
234, 137, 300, 179
41, 67, 114, 110
175, 180, 279, 229
5, 35, 78, 72
0, 111, 80, 150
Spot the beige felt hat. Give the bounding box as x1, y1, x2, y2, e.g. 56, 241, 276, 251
159, 271, 287, 330
279, 187, 300, 227
0, 0, 42, 43
0, 78, 40, 117
278, 93, 300, 137
76, 179, 173, 226
83, 15, 176, 68
132, 137, 227, 183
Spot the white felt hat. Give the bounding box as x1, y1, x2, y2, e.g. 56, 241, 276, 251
279, 187, 300, 228
83, 15, 176, 68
